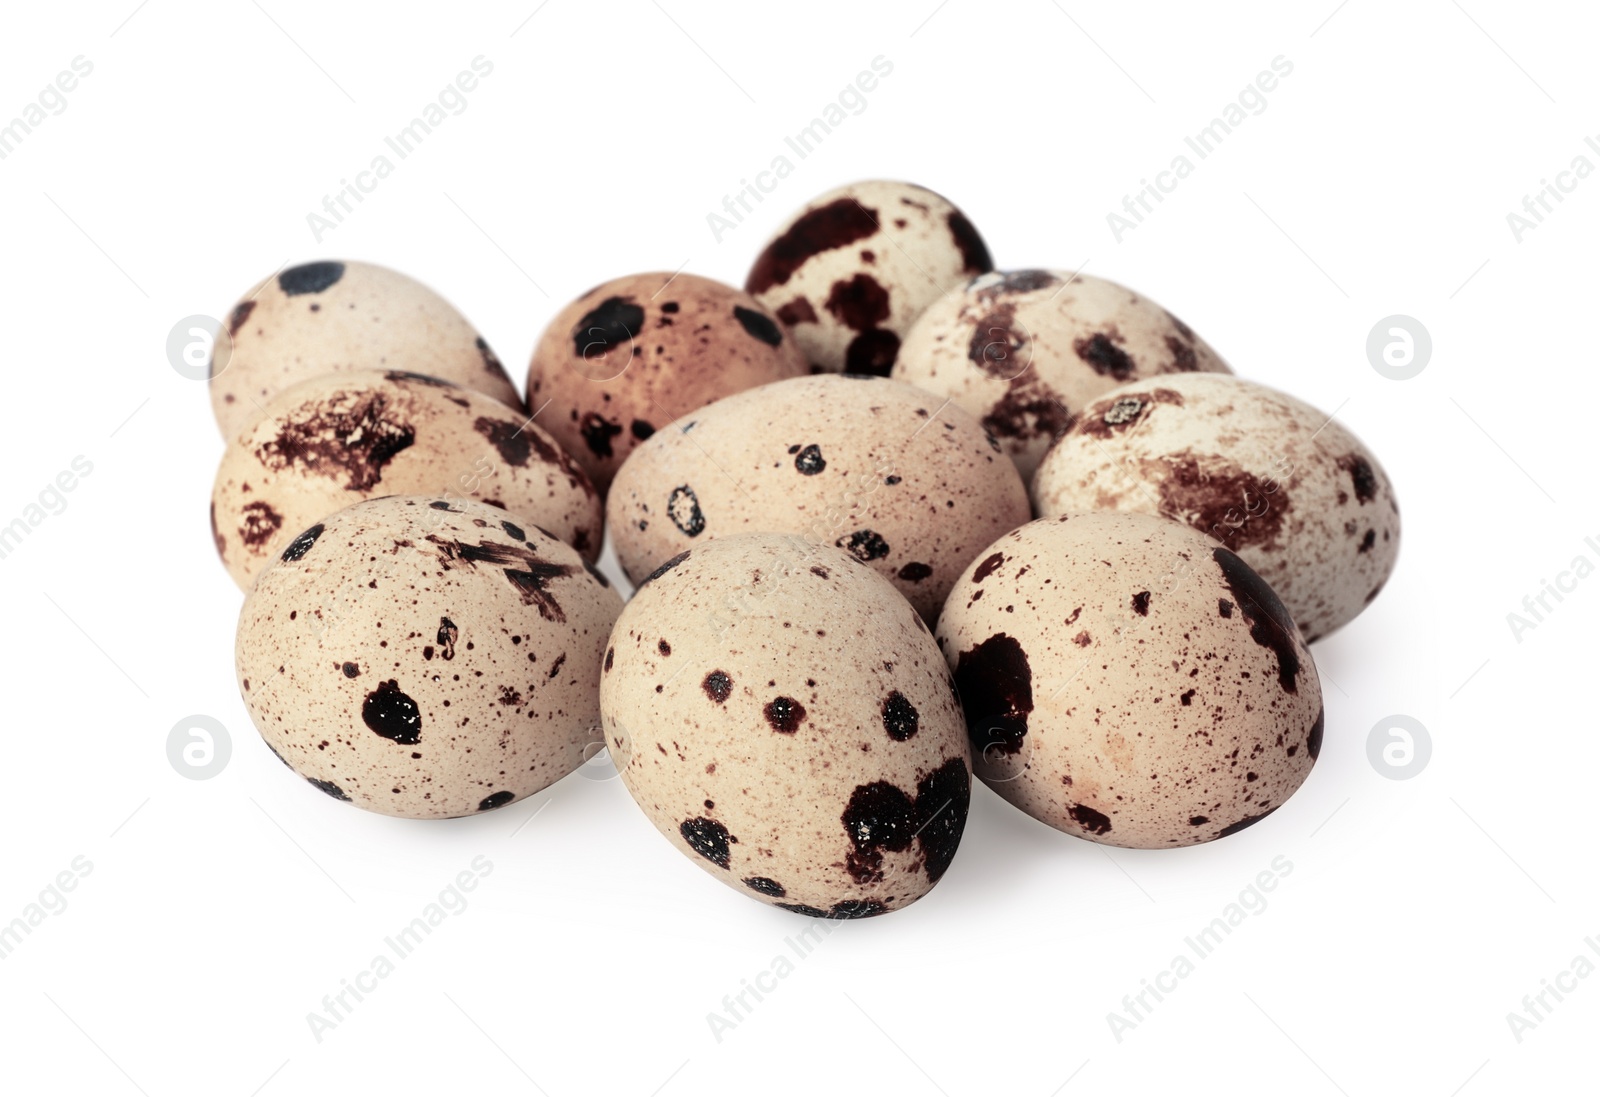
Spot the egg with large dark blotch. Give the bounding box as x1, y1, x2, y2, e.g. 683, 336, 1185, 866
937, 512, 1322, 849
235, 496, 621, 819
600, 534, 971, 916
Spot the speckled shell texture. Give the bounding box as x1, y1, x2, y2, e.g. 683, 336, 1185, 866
1031, 374, 1399, 642
210, 260, 523, 438
600, 534, 972, 918
936, 512, 1322, 849
745, 180, 993, 375
525, 272, 806, 497
606, 375, 1030, 623
892, 270, 1231, 480
213, 371, 602, 590
236, 495, 622, 819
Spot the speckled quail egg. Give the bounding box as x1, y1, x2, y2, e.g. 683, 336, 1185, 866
526, 272, 806, 497
1031, 373, 1399, 641
936, 511, 1322, 848
745, 180, 993, 375
212, 370, 600, 590
210, 260, 523, 438
606, 375, 1029, 623
892, 270, 1231, 480
600, 533, 971, 917
236, 495, 622, 819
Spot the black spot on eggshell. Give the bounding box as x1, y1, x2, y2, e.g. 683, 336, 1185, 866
746, 198, 880, 294
658, 639, 671, 656
843, 329, 901, 375
1069, 803, 1112, 835
430, 624, 460, 671
1307, 707, 1324, 761
841, 781, 916, 884
478, 791, 515, 811
915, 757, 970, 882
1218, 599, 1234, 618
604, 647, 614, 672
836, 529, 889, 562
631, 419, 655, 441
307, 777, 350, 801
241, 501, 284, 548
1131, 590, 1151, 616
1218, 806, 1279, 837
954, 633, 1033, 757
579, 413, 623, 458
279, 522, 324, 561
702, 670, 733, 703
1074, 332, 1136, 380
881, 691, 919, 741
341, 661, 359, 678
362, 680, 421, 744
1213, 547, 1301, 694
228, 299, 256, 336
573, 296, 643, 358
948, 210, 993, 273
278, 261, 345, 296
642, 550, 691, 587
732, 305, 784, 346
668, 486, 705, 537
258, 392, 415, 491
777, 902, 829, 917
825, 274, 890, 331
794, 444, 826, 475
1339, 454, 1378, 504
680, 816, 733, 868
501, 520, 525, 541
743, 876, 787, 897
972, 552, 1005, 582
829, 900, 889, 919
764, 696, 806, 733
897, 562, 932, 582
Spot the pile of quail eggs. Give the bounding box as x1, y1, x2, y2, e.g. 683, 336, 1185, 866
210, 180, 1398, 919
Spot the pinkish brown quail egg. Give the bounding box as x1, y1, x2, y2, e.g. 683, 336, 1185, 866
212, 370, 601, 590
236, 495, 622, 819
1031, 373, 1399, 641
210, 260, 523, 438
936, 511, 1322, 848
600, 533, 971, 917
892, 270, 1231, 479
606, 374, 1029, 623
526, 272, 806, 498
745, 180, 993, 375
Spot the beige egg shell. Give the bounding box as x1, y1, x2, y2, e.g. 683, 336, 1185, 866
210, 260, 524, 438
1031, 373, 1399, 642
607, 375, 1030, 622
745, 180, 993, 375
236, 495, 622, 819
212, 371, 602, 591
892, 270, 1231, 480
525, 272, 807, 498
600, 534, 971, 918
936, 512, 1322, 849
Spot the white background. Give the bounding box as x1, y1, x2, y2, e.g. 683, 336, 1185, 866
0, 1, 1592, 1094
